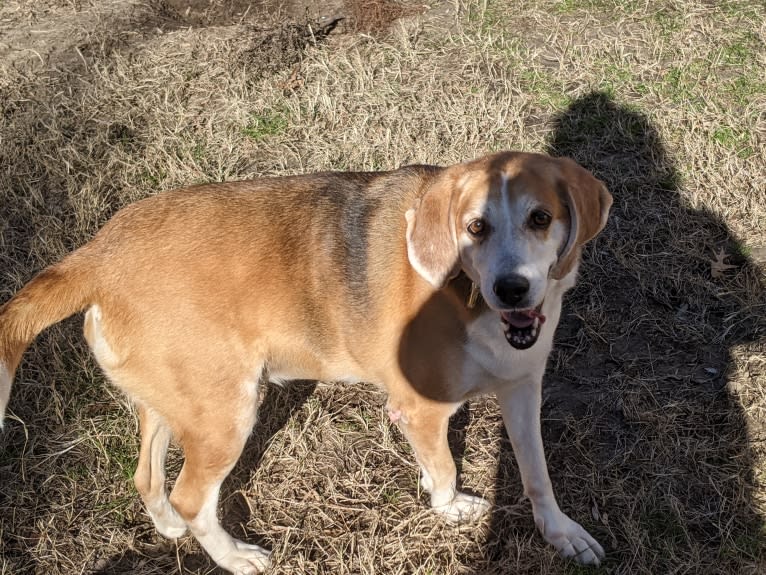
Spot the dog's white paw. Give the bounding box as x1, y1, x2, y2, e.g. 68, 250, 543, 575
432, 491, 491, 523
217, 540, 271, 575
149, 503, 187, 539
535, 507, 604, 566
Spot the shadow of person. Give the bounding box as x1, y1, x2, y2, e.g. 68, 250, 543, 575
478, 92, 765, 573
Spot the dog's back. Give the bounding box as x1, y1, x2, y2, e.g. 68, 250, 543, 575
0, 166, 441, 423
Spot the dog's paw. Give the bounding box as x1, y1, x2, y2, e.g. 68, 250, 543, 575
535, 508, 604, 566
149, 503, 188, 539
217, 540, 271, 575
432, 491, 491, 523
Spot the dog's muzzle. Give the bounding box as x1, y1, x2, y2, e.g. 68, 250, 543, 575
500, 305, 546, 349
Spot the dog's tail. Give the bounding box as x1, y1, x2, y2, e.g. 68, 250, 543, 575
0, 246, 98, 427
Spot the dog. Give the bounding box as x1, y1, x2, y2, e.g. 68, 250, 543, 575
0, 151, 611, 573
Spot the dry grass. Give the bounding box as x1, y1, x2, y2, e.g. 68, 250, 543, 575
1, 0, 765, 573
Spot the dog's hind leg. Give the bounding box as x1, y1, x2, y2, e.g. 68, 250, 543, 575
168, 378, 270, 574
134, 404, 187, 538
84, 306, 188, 538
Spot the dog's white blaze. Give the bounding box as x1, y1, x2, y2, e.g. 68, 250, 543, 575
500, 173, 513, 228
0, 362, 10, 429
514, 262, 543, 281
477, 185, 558, 311
497, 191, 565, 307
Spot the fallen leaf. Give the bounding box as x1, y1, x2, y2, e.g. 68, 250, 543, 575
710, 247, 736, 278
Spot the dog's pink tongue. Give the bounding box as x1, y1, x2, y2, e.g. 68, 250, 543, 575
501, 309, 546, 329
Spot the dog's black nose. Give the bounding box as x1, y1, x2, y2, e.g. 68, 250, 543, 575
493, 274, 530, 306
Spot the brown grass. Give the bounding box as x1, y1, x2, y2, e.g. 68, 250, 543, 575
1, 0, 765, 574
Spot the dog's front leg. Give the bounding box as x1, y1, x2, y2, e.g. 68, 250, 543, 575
391, 397, 490, 523
496, 378, 604, 566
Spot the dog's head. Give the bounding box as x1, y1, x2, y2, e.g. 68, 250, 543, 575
405, 152, 612, 349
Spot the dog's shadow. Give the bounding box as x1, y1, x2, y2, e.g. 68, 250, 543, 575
474, 92, 765, 572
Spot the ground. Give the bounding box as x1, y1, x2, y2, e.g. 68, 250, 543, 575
0, 0, 765, 574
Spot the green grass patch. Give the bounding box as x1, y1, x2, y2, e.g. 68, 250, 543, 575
664, 67, 694, 103
597, 62, 636, 98
471, 0, 504, 32
106, 439, 138, 480
242, 109, 289, 141
381, 487, 401, 504
715, 0, 764, 20
654, 8, 683, 36
723, 74, 766, 107
712, 125, 754, 159
95, 494, 135, 524
733, 242, 752, 258
137, 167, 166, 189
337, 419, 361, 433
723, 35, 757, 66
518, 69, 570, 109
555, 0, 640, 14
64, 462, 93, 482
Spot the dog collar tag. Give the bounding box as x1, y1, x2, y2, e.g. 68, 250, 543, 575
466, 282, 481, 309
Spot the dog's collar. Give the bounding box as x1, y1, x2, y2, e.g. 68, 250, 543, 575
466, 282, 481, 309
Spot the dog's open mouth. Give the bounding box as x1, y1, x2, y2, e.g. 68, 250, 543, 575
500, 304, 546, 350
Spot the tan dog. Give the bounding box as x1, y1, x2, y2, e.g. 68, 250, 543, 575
0, 152, 611, 573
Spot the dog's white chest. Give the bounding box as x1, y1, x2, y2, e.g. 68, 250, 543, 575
462, 309, 556, 388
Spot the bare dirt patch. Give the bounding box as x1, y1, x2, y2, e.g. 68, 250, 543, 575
344, 0, 428, 34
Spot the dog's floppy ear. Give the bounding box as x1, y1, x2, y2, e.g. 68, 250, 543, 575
405, 171, 461, 288
551, 158, 613, 280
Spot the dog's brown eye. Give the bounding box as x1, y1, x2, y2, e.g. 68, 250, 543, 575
467, 218, 487, 237
530, 210, 552, 229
